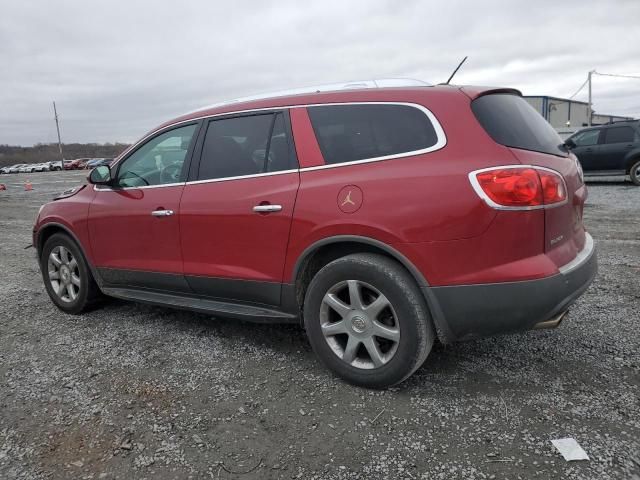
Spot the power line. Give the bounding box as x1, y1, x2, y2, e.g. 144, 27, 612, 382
569, 70, 640, 100
568, 77, 589, 100
594, 71, 640, 80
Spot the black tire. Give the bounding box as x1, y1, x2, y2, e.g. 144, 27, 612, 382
303, 253, 434, 388
630, 159, 640, 186
40, 233, 101, 314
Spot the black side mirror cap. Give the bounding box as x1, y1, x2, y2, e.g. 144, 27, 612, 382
564, 138, 576, 149
88, 165, 112, 185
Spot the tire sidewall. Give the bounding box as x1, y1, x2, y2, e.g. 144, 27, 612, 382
630, 160, 640, 186
40, 233, 92, 314
304, 255, 430, 388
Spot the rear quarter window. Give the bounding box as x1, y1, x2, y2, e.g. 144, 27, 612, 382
307, 104, 441, 165
472, 94, 567, 157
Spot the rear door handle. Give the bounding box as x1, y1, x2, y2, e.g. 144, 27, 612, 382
151, 209, 174, 217
253, 204, 282, 213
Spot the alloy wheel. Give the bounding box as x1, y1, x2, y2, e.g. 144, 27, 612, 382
47, 246, 81, 303
320, 280, 400, 369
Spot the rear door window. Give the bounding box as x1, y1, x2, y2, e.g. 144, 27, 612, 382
472, 94, 567, 157
603, 126, 635, 144
198, 112, 296, 181
307, 104, 439, 165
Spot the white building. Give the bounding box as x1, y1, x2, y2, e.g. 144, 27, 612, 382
524, 95, 633, 138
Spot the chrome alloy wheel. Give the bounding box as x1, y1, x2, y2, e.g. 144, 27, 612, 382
320, 280, 400, 369
47, 246, 81, 303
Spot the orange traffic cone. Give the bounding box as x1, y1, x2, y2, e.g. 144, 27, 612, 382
0, 183, 6, 191
24, 180, 33, 191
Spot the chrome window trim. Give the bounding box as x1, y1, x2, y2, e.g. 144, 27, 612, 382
300, 102, 446, 171
468, 164, 569, 211
94, 182, 185, 192
96, 102, 446, 191
110, 101, 446, 167
187, 168, 298, 186
558, 233, 594, 275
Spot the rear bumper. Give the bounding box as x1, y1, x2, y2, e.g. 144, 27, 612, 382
426, 233, 597, 342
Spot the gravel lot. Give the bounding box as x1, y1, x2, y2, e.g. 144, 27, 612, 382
1, 170, 639, 480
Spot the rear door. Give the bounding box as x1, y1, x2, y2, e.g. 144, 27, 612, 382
597, 125, 636, 172
179, 110, 300, 305
88, 123, 199, 291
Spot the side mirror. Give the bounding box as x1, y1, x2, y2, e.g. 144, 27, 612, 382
88, 165, 111, 185
564, 138, 576, 149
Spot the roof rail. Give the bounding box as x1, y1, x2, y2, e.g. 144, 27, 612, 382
188, 78, 431, 114
602, 118, 636, 125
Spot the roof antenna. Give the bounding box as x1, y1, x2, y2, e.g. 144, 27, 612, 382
444, 56, 468, 85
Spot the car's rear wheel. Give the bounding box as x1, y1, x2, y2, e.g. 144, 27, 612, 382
630, 159, 640, 186
303, 253, 434, 388
41, 233, 101, 314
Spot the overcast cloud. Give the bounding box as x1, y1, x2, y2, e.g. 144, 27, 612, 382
1, 0, 638, 146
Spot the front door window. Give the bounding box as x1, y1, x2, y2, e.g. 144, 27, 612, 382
115, 124, 198, 187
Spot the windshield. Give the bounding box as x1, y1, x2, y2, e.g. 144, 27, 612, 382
472, 93, 567, 157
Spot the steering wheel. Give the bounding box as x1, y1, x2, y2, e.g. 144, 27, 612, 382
160, 162, 182, 184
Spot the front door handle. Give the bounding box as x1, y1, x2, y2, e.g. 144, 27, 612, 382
253, 204, 282, 213
151, 209, 174, 217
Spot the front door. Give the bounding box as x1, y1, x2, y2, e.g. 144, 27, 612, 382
570, 128, 601, 172
179, 111, 300, 305
88, 123, 200, 291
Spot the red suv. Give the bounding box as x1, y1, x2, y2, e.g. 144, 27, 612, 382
34, 83, 597, 388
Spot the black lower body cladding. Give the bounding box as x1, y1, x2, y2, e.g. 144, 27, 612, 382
427, 234, 597, 341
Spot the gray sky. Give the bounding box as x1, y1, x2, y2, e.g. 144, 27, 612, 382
1, 0, 638, 146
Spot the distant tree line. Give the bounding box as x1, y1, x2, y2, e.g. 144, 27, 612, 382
0, 143, 130, 167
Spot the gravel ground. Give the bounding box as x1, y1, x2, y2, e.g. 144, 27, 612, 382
1, 171, 639, 480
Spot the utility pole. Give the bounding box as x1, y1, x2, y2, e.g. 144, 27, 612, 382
53, 101, 63, 160
587, 70, 594, 127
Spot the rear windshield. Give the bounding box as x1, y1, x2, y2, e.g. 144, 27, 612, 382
472, 94, 567, 157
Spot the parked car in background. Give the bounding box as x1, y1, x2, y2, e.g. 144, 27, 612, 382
566, 119, 640, 185
0, 165, 12, 174
63, 160, 76, 170
66, 158, 90, 170
96, 158, 114, 167
48, 160, 63, 171
85, 158, 113, 169
33, 82, 596, 388
8, 164, 28, 173
32, 163, 50, 172
85, 159, 102, 169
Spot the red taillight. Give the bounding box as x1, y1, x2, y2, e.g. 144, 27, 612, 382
539, 169, 566, 204
470, 166, 567, 209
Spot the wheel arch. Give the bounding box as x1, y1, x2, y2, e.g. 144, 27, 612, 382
36, 222, 103, 286
290, 236, 452, 342
292, 235, 429, 289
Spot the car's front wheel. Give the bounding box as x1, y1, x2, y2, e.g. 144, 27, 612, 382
304, 253, 434, 388
630, 159, 640, 186
40, 233, 101, 314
